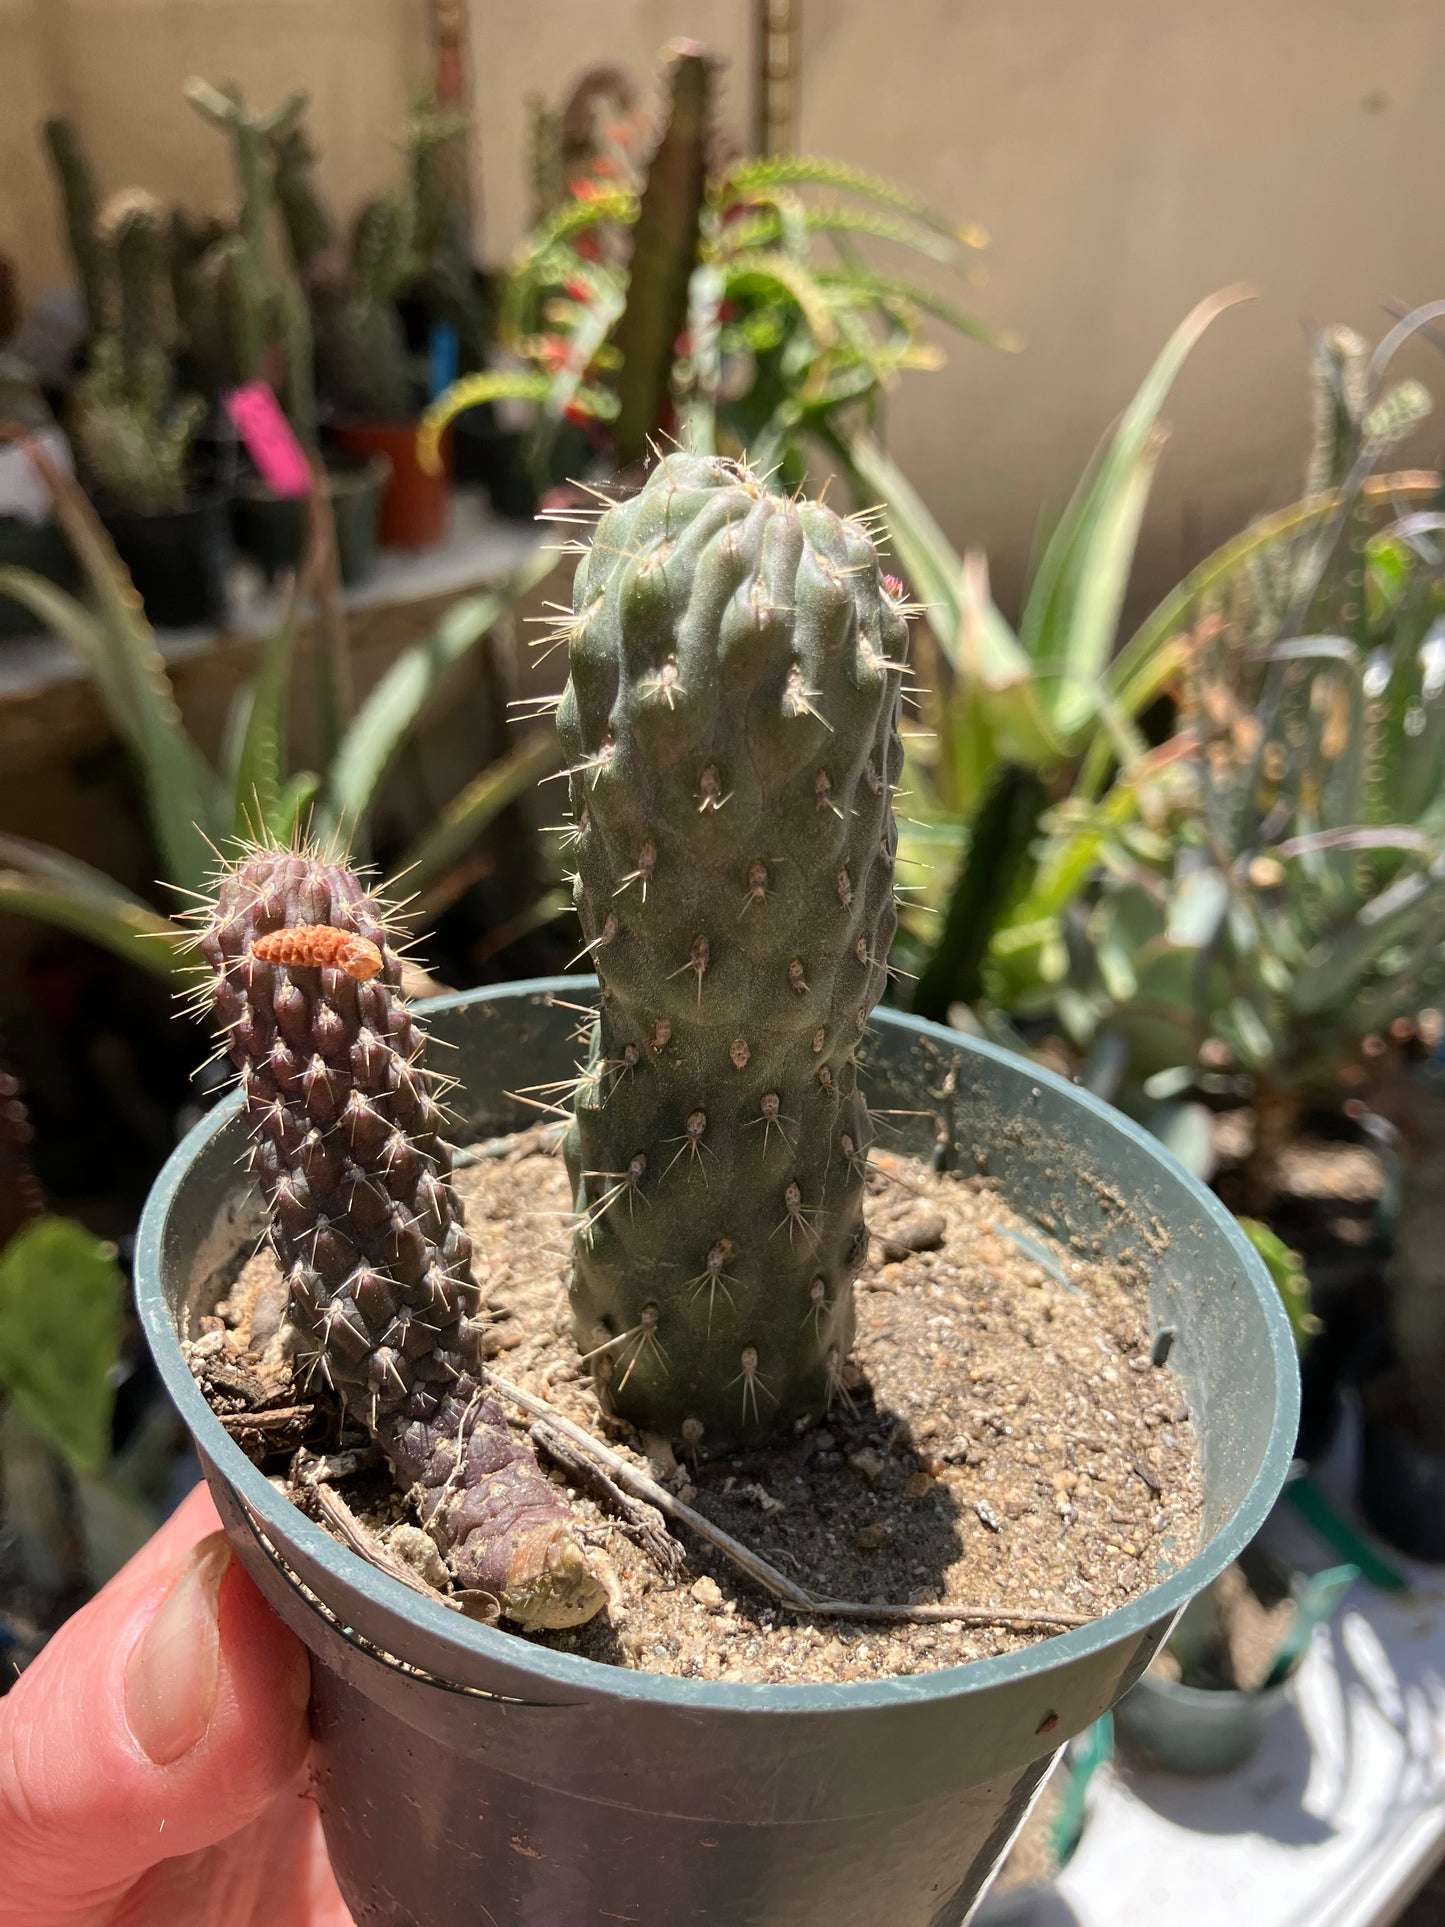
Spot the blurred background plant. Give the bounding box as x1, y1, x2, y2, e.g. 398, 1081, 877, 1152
0, 434, 558, 995
0, 1056, 176, 1675
419, 42, 1006, 498
973, 312, 1444, 1196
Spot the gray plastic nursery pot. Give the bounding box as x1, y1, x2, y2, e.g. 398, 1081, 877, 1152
136, 981, 1298, 1927
1112, 1666, 1290, 1776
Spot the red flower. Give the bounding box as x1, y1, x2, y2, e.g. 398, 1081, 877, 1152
574, 233, 601, 262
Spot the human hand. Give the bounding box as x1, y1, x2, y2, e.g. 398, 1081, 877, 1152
0, 1483, 354, 1926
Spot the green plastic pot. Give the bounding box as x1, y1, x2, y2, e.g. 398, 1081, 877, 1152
135, 982, 1298, 1927
1112, 1666, 1289, 1776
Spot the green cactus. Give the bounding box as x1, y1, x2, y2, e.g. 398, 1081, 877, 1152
182, 79, 318, 451
271, 118, 337, 291
69, 191, 204, 515
197, 842, 608, 1628
42, 118, 108, 338
556, 453, 906, 1448
317, 193, 417, 423
406, 91, 489, 369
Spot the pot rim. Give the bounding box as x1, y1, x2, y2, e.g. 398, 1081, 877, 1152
136, 978, 1299, 1714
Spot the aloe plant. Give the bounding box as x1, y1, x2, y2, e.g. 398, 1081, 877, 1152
420, 42, 1003, 492
844, 291, 1283, 1018
0, 434, 559, 983
1009, 312, 1445, 1200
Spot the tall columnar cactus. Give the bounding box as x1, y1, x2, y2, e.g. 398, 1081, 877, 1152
43, 118, 108, 338
558, 453, 906, 1447
182, 79, 318, 451
319, 194, 416, 423
198, 845, 608, 1628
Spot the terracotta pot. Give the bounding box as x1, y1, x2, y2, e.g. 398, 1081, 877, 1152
326, 420, 451, 550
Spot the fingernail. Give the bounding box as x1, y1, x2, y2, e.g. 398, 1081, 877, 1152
124, 1533, 232, 1765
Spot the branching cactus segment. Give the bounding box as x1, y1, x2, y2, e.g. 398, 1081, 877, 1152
558, 453, 906, 1446
198, 845, 607, 1628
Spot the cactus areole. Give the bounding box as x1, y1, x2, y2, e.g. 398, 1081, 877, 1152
558, 454, 907, 1445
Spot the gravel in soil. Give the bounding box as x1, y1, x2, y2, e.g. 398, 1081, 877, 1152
198, 1134, 1202, 1686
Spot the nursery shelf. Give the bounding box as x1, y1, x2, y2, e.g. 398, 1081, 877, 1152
0, 492, 543, 769
1054, 1424, 1445, 1927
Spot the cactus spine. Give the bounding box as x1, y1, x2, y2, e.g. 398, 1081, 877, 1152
198, 844, 607, 1628
558, 453, 906, 1447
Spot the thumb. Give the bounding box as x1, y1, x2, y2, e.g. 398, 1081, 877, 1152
0, 1482, 311, 1927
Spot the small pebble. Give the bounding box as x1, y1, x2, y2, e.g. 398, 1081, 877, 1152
691, 1576, 724, 1610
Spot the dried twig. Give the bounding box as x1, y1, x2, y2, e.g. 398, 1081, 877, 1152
789, 1599, 1088, 1631
486, 1373, 1088, 1633
487, 1372, 815, 1606
529, 1421, 686, 1578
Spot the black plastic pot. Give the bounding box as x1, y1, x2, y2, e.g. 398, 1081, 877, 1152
231, 456, 388, 588
452, 405, 539, 521
1358, 1404, 1445, 1561
136, 984, 1298, 1927
98, 488, 231, 629
0, 515, 76, 638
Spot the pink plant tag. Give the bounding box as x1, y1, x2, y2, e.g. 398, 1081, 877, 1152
224, 382, 310, 498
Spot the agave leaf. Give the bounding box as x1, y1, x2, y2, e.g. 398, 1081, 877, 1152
1144, 1100, 1217, 1181
1021, 288, 1251, 734
0, 834, 186, 983
224, 590, 301, 842
0, 1218, 123, 1477
0, 439, 221, 895
1287, 865, 1435, 1015
612, 47, 713, 469
833, 427, 961, 636
269, 770, 322, 844
390, 730, 560, 897
1165, 867, 1231, 950
316, 553, 558, 844
1044, 427, 1170, 743
952, 550, 1063, 784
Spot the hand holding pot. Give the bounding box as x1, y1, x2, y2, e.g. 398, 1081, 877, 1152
0, 1484, 354, 1927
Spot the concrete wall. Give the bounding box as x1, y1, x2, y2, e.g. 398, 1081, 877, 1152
4, 0, 1444, 604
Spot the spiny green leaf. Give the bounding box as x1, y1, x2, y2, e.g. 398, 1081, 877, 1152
1238, 1218, 1320, 1352
722, 155, 984, 247
226, 591, 301, 842
1022, 288, 1251, 743
0, 834, 186, 984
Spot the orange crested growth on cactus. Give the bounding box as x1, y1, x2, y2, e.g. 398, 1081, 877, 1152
249, 924, 385, 980
190, 838, 609, 1629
